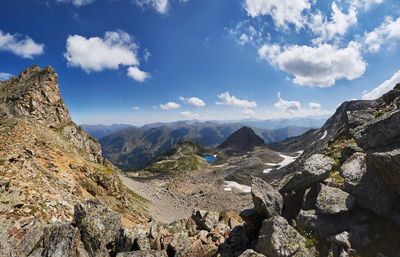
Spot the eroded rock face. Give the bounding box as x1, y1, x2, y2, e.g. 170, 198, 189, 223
315, 184, 355, 215
42, 223, 81, 257
0, 65, 71, 128
251, 176, 283, 219
73, 199, 122, 256
281, 154, 334, 192
254, 216, 313, 257
340, 153, 395, 216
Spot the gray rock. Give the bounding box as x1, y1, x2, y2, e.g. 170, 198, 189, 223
28, 248, 44, 257
327, 231, 351, 248
315, 185, 355, 215
238, 249, 267, 257
239, 208, 263, 235
42, 223, 80, 257
169, 232, 190, 254
340, 153, 395, 216
251, 176, 283, 218
73, 199, 122, 256
116, 250, 168, 257
281, 154, 335, 192
198, 211, 219, 232
0, 65, 71, 128
255, 216, 313, 257
368, 148, 400, 194
117, 225, 151, 252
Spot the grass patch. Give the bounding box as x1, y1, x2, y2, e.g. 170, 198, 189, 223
53, 121, 76, 133
296, 226, 325, 256
374, 109, 389, 118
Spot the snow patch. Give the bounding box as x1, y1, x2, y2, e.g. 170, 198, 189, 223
223, 181, 251, 194
263, 150, 304, 172
320, 130, 328, 140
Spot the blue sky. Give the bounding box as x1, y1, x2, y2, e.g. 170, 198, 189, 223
1, 0, 400, 125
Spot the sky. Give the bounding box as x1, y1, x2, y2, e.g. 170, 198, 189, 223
0, 0, 400, 125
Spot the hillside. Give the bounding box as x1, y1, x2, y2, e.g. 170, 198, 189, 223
0, 66, 149, 256
99, 122, 309, 170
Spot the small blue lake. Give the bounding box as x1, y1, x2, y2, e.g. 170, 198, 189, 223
204, 155, 216, 163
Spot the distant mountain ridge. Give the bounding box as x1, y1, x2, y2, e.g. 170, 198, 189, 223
81, 124, 135, 139
99, 122, 312, 170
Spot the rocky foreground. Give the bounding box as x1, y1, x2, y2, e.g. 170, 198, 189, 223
1, 66, 400, 256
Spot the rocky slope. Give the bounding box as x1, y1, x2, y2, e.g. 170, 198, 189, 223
0, 66, 149, 256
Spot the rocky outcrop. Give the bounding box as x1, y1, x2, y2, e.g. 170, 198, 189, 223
0, 65, 70, 128
251, 176, 283, 218
315, 184, 355, 215
281, 154, 334, 191
255, 216, 313, 257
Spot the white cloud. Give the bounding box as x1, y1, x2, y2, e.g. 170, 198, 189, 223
216, 91, 257, 108
64, 30, 139, 73
239, 34, 250, 46
135, 0, 169, 14
127, 66, 150, 82
179, 96, 206, 107
309, 102, 321, 110
364, 17, 400, 53
351, 0, 383, 10
0, 31, 44, 59
309, 2, 358, 44
258, 42, 366, 87
132, 106, 141, 110
0, 72, 13, 80
274, 92, 301, 112
56, 0, 95, 7
244, 0, 311, 30
216, 91, 257, 115
180, 111, 200, 118
240, 107, 255, 116
362, 69, 400, 100
144, 49, 151, 62
160, 101, 181, 110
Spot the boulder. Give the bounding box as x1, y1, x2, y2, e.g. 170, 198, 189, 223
281, 154, 335, 192
239, 208, 263, 235
315, 184, 355, 215
340, 153, 395, 216
42, 223, 80, 257
117, 225, 151, 252
198, 211, 219, 232
238, 249, 267, 257
327, 231, 351, 248
368, 148, 400, 194
251, 176, 283, 218
254, 216, 313, 257
116, 250, 168, 257
73, 199, 122, 256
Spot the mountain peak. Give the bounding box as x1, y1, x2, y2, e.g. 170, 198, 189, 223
216, 126, 265, 155
0, 65, 71, 128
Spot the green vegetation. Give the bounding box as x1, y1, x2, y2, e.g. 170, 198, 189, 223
145, 153, 207, 174
53, 121, 76, 133
296, 226, 325, 256
374, 108, 389, 118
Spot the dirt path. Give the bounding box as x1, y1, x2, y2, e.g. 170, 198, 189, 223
119, 174, 193, 223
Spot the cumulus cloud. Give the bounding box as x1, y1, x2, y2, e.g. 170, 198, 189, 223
258, 42, 366, 87
216, 91, 257, 116
0, 72, 13, 81
362, 70, 400, 100
309, 2, 358, 44
351, 0, 383, 10
132, 106, 141, 110
127, 66, 150, 82
0, 31, 44, 59
160, 101, 181, 110
179, 96, 206, 107
364, 17, 400, 53
56, 0, 95, 7
309, 102, 321, 110
135, 0, 169, 14
180, 111, 200, 118
244, 0, 311, 30
64, 30, 139, 73
216, 91, 257, 108
274, 92, 301, 112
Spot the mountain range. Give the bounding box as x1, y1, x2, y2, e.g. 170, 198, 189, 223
98, 122, 311, 170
